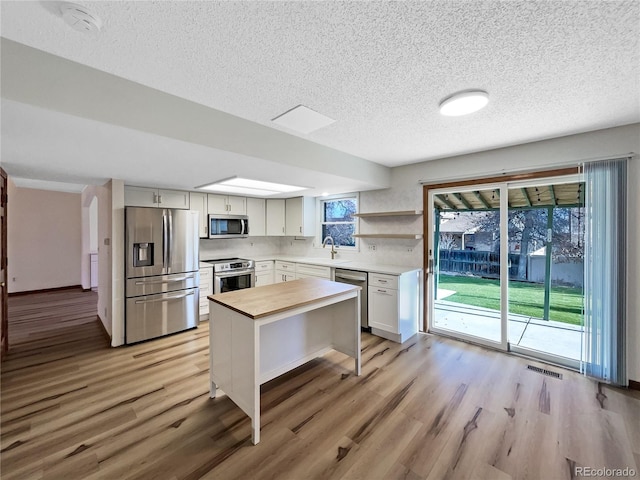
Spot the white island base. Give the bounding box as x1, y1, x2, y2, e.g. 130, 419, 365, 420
208, 278, 361, 444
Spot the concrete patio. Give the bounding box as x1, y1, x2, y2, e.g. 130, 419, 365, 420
433, 299, 583, 360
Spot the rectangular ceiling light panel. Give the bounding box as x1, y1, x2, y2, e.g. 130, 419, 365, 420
197, 177, 307, 196
271, 105, 335, 134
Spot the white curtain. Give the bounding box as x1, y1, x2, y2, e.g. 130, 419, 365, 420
582, 158, 627, 385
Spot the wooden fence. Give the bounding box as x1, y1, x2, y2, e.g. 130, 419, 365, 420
438, 250, 524, 279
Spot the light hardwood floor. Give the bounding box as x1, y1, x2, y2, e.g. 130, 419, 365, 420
1, 289, 638, 480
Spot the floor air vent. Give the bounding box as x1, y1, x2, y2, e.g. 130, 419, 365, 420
527, 365, 562, 379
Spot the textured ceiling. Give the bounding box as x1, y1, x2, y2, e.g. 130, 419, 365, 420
0, 1, 639, 189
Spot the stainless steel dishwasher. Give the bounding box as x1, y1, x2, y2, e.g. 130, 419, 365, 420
334, 269, 368, 329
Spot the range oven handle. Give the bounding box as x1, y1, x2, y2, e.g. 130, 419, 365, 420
214, 268, 255, 278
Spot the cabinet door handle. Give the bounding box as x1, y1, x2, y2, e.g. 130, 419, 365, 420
158, 195, 163, 204
299, 226, 302, 233
378, 279, 387, 283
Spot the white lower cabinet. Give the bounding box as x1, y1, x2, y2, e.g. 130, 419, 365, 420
369, 286, 398, 332
275, 261, 295, 283
199, 264, 213, 320
368, 271, 420, 343
275, 271, 296, 283
255, 260, 274, 287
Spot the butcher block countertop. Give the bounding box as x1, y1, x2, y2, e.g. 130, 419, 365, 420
208, 278, 360, 319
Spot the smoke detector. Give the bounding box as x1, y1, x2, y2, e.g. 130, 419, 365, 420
60, 3, 102, 33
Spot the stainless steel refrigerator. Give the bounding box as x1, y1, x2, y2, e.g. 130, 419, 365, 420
125, 207, 199, 344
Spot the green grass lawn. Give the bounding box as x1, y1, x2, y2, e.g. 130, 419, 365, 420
437, 274, 583, 325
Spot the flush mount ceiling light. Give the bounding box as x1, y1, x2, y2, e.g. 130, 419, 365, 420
60, 2, 102, 33
196, 177, 307, 197
439, 90, 489, 116
271, 105, 335, 134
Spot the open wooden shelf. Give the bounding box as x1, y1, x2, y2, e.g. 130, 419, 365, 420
353, 233, 423, 239
354, 210, 423, 218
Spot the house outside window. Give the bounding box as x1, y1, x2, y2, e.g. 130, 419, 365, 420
318, 194, 358, 249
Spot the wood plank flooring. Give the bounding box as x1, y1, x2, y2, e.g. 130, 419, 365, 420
1, 289, 638, 479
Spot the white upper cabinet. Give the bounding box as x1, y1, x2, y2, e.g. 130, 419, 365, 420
189, 192, 208, 238
227, 195, 246, 215
266, 199, 285, 236
285, 197, 316, 237
246, 197, 266, 236
124, 186, 190, 209
207, 194, 246, 215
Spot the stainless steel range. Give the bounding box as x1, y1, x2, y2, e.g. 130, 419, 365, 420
205, 258, 255, 294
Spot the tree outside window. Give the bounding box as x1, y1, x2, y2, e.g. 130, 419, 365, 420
320, 196, 357, 247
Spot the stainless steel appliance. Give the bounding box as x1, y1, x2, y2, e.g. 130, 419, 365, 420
206, 258, 255, 293
125, 207, 199, 344
208, 215, 249, 239
335, 269, 369, 329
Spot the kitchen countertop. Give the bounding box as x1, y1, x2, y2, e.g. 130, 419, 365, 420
208, 277, 360, 319
250, 254, 420, 276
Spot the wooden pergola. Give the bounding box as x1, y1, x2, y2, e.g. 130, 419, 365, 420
433, 182, 584, 320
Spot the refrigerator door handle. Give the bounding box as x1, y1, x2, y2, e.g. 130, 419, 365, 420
162, 211, 168, 269
167, 210, 173, 268
134, 275, 195, 285
134, 290, 195, 304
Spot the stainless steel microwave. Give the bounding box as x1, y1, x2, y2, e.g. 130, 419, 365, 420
208, 215, 249, 238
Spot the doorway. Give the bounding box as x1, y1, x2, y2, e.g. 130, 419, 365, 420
426, 171, 584, 368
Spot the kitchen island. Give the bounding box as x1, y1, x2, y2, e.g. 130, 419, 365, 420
208, 278, 361, 444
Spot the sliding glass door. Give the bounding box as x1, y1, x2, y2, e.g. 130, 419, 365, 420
428, 184, 508, 350
506, 178, 584, 368
427, 174, 584, 368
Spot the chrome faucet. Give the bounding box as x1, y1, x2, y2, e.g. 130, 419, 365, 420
322, 236, 337, 260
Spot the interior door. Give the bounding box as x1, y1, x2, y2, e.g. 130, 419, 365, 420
1, 168, 8, 359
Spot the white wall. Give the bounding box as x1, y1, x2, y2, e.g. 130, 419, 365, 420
89, 197, 98, 252
110, 179, 125, 347
7, 180, 82, 293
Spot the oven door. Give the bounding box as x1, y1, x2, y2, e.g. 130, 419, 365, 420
214, 269, 255, 294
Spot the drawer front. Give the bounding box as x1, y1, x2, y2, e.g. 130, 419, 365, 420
275, 261, 296, 271
369, 273, 398, 289
126, 272, 199, 297
199, 297, 209, 309
296, 263, 331, 278
255, 260, 274, 271
199, 267, 213, 279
